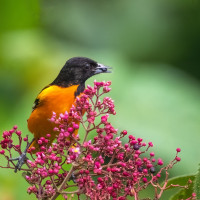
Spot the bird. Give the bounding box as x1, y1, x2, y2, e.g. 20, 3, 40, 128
11, 57, 111, 172
27, 57, 111, 151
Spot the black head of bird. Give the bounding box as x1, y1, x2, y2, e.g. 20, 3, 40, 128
51, 57, 111, 87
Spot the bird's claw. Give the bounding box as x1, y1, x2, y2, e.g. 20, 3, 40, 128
69, 172, 77, 183
9, 152, 28, 173
9, 138, 34, 173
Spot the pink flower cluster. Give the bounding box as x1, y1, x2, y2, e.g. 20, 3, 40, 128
0, 81, 195, 200
75, 133, 182, 199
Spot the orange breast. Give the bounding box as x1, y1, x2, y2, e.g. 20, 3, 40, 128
27, 85, 79, 149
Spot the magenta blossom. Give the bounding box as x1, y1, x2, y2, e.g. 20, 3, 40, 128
0, 81, 195, 200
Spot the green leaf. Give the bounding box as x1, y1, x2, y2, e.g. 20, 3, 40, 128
57, 194, 64, 200
194, 165, 200, 199
141, 199, 151, 200
56, 193, 79, 200
167, 175, 195, 200
170, 188, 193, 200
165, 175, 195, 190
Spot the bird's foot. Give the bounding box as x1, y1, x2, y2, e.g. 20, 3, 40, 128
9, 138, 34, 173
9, 152, 28, 173
69, 172, 77, 183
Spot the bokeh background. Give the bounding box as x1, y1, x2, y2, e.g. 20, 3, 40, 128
0, 0, 200, 199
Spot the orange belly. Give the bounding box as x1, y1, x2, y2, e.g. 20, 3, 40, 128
27, 85, 79, 150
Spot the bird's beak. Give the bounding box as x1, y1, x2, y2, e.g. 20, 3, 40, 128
94, 63, 112, 74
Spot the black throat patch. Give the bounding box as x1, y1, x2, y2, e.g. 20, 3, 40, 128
75, 83, 85, 97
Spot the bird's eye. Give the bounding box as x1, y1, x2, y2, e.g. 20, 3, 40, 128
85, 64, 90, 70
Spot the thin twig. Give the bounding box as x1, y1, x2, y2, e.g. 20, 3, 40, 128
0, 165, 31, 171
50, 165, 75, 200
61, 190, 80, 195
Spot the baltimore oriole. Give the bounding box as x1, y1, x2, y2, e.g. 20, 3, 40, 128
12, 57, 111, 172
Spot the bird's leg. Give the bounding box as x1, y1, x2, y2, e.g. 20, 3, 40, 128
69, 172, 77, 183
9, 138, 35, 173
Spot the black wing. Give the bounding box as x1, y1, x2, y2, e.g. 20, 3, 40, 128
31, 85, 50, 112
32, 98, 40, 111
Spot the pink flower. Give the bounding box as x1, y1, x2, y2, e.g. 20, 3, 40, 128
0, 80, 189, 200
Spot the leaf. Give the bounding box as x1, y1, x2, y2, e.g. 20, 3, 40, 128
167, 175, 195, 200
56, 193, 78, 200
170, 188, 192, 200
194, 165, 200, 199
57, 194, 65, 200
165, 175, 195, 190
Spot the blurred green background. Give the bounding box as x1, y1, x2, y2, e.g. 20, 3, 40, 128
0, 0, 200, 199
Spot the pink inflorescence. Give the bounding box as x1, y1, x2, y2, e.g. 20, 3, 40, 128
0, 81, 193, 200
0, 125, 28, 155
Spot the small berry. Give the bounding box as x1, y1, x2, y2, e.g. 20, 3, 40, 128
133, 144, 140, 150
143, 157, 148, 162
148, 142, 153, 147
157, 159, 163, 166
122, 130, 127, 135
128, 135, 135, 140
67, 127, 74, 133
31, 147, 35, 151
13, 125, 18, 130
142, 142, 146, 146
156, 173, 161, 178
97, 177, 103, 182
143, 177, 148, 183
46, 180, 52, 185
38, 140, 43, 145
73, 124, 79, 129
150, 167, 156, 173
150, 152, 155, 157
192, 193, 196, 197
16, 131, 22, 136
138, 166, 143, 172
143, 169, 148, 174
0, 150, 5, 154
175, 157, 181, 162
